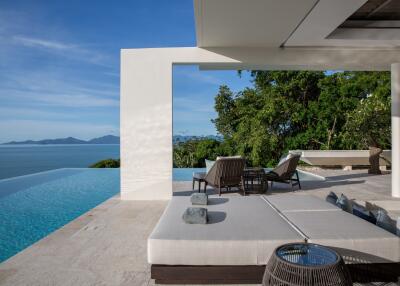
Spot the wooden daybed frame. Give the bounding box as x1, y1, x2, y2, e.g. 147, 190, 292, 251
151, 263, 400, 284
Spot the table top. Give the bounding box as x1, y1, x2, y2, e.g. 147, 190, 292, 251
244, 167, 265, 176
244, 167, 264, 171
276, 243, 339, 266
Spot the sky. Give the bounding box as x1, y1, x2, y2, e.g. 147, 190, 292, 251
173, 67, 251, 136
0, 0, 252, 143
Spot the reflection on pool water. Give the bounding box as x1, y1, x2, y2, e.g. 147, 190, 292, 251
0, 168, 119, 262
173, 168, 325, 182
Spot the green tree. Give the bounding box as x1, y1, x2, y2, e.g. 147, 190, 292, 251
173, 141, 198, 168
212, 85, 238, 138
173, 139, 229, 168
212, 71, 390, 167
341, 92, 391, 149
90, 158, 120, 168
172, 71, 391, 168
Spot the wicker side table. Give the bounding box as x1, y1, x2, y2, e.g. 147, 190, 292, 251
263, 243, 352, 286
243, 167, 268, 194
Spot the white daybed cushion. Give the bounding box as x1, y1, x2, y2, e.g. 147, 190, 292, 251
148, 196, 303, 265
284, 209, 400, 262
265, 194, 340, 212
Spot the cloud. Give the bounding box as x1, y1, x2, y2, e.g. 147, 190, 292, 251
174, 68, 223, 85
10, 35, 112, 67
0, 8, 120, 141
174, 95, 215, 113
1, 88, 119, 108
13, 36, 75, 50
0, 107, 77, 119
0, 70, 119, 108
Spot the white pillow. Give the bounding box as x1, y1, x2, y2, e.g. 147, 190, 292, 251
205, 159, 215, 174
278, 153, 294, 166
216, 155, 242, 160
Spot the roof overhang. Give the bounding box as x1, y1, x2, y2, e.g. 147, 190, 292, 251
194, 0, 400, 49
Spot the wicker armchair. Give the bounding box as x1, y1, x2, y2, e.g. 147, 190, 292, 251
204, 157, 246, 196
264, 154, 301, 191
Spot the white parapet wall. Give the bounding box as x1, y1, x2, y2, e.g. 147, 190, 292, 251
120, 47, 400, 200
291, 150, 391, 167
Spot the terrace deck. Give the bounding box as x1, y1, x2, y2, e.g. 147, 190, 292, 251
0, 169, 399, 286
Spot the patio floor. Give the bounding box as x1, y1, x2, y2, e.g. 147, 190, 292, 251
0, 170, 398, 286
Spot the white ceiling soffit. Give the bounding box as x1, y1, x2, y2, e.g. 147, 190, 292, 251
195, 0, 400, 49
194, 0, 319, 48
285, 0, 400, 48
284, 0, 367, 46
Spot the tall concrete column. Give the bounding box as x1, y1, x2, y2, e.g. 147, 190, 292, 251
391, 63, 400, 198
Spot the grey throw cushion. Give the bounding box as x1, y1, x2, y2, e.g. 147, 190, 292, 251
397, 217, 400, 237
191, 193, 208, 205
326, 191, 338, 205
182, 207, 208, 224
336, 194, 353, 213
376, 210, 396, 234
352, 203, 376, 224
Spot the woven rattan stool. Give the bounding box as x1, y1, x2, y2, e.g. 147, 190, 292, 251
263, 243, 352, 286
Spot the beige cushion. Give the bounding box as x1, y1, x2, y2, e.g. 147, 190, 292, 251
148, 196, 303, 265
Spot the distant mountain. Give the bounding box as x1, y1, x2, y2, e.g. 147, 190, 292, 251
2, 135, 120, 145
173, 135, 223, 145
87, 135, 120, 144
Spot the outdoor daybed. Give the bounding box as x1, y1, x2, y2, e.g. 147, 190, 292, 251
148, 194, 400, 284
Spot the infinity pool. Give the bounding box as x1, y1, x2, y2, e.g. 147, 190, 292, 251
1, 167, 321, 263
0, 168, 119, 262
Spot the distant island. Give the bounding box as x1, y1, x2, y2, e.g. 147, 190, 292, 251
2, 135, 120, 145
3, 134, 220, 145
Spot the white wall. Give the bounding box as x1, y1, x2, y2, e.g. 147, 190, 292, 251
392, 63, 400, 198
121, 47, 399, 200
120, 48, 237, 200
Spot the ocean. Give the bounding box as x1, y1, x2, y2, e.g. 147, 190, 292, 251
0, 144, 120, 180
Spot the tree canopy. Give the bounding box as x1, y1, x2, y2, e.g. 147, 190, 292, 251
90, 158, 120, 168
174, 71, 391, 168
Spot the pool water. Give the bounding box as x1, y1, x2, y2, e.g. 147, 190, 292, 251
0, 168, 119, 262
173, 168, 325, 181
1, 167, 321, 263
173, 168, 206, 181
